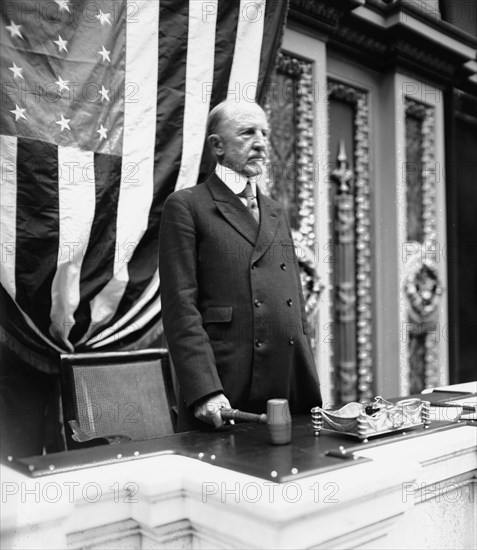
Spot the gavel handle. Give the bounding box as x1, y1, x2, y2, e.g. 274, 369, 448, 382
220, 408, 267, 424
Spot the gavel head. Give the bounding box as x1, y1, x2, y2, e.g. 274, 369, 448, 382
266, 398, 292, 445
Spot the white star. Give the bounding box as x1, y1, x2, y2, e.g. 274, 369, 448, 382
55, 0, 71, 13
5, 20, 23, 40
97, 124, 108, 140
56, 114, 71, 131
55, 76, 70, 92
99, 85, 110, 102
10, 104, 27, 121
96, 10, 111, 26
98, 45, 111, 63
9, 62, 24, 80
54, 35, 68, 53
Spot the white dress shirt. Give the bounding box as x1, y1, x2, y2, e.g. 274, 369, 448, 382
215, 164, 258, 208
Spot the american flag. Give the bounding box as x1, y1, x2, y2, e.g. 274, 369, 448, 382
0, 0, 287, 369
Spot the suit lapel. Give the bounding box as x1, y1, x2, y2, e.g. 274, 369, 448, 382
252, 190, 282, 263
206, 174, 283, 256
206, 174, 259, 246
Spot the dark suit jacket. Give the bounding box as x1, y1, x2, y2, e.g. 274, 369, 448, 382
159, 173, 322, 429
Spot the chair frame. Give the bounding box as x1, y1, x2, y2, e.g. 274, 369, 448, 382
60, 348, 177, 447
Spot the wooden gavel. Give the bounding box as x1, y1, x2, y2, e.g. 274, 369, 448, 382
220, 408, 267, 424
220, 399, 292, 445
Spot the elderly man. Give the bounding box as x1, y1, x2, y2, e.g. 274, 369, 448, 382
159, 100, 322, 431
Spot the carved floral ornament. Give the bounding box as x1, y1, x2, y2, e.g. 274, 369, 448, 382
403, 253, 443, 323
292, 229, 324, 320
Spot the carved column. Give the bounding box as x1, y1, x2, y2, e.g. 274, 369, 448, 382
331, 141, 357, 403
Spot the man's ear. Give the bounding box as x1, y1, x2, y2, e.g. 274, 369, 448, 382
208, 134, 223, 156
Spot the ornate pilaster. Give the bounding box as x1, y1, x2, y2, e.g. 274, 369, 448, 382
403, 98, 443, 392
265, 53, 323, 336
328, 82, 373, 404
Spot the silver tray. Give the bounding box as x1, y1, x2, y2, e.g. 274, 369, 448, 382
311, 397, 431, 442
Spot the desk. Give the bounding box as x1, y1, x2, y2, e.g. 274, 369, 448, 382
1, 385, 476, 549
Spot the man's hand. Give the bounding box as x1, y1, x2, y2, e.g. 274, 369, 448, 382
194, 393, 232, 428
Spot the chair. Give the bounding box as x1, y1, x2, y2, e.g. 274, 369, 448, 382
60, 348, 176, 447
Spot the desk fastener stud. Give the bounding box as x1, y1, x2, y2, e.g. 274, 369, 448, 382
326, 449, 356, 460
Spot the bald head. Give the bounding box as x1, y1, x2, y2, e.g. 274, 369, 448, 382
207, 101, 266, 136
206, 101, 269, 177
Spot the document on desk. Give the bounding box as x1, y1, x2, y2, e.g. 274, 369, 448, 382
421, 387, 477, 422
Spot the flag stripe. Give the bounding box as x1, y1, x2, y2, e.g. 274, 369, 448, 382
49, 146, 96, 348
88, 269, 159, 345
83, 0, 160, 343
101, 0, 190, 335
227, 0, 266, 101
1, 139, 66, 358
15, 138, 59, 335
198, 1, 240, 183
258, 0, 288, 98
89, 274, 161, 347
91, 293, 162, 351
0, 285, 63, 373
210, 2, 241, 106
175, 0, 218, 191
9, 299, 66, 354
153, 0, 189, 203
92, 293, 161, 349
70, 151, 122, 345
0, 135, 17, 299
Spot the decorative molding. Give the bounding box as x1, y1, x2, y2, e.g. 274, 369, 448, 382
454, 89, 477, 123
67, 517, 246, 550
332, 26, 461, 82
265, 53, 324, 332
404, 97, 442, 392
289, 0, 363, 32
334, 25, 388, 57
291, 0, 342, 26
392, 40, 456, 78
328, 81, 374, 404
292, 229, 324, 333
290, 0, 476, 92
353, 92, 373, 402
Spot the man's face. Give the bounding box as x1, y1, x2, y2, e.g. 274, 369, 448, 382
213, 104, 269, 178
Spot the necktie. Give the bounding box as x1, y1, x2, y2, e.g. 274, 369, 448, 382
238, 181, 260, 224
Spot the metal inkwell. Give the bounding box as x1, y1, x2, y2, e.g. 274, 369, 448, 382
311, 396, 431, 442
